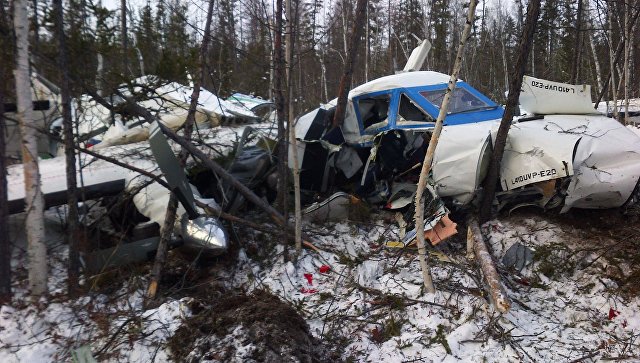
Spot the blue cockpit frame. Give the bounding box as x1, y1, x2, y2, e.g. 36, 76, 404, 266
352, 81, 504, 137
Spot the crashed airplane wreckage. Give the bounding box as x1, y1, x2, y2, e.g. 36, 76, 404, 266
6, 48, 640, 272
292, 70, 640, 247
7, 77, 270, 272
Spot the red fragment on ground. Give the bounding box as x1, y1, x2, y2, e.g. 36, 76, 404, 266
608, 307, 620, 320
300, 287, 318, 294
319, 265, 330, 274
303, 273, 313, 285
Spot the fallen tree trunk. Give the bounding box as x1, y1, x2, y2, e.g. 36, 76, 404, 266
467, 217, 510, 313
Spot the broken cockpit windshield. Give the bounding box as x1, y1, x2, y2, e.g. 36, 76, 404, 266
420, 87, 492, 114
357, 93, 391, 131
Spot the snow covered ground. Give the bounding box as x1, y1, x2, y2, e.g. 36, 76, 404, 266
2, 208, 638, 362
2, 121, 639, 362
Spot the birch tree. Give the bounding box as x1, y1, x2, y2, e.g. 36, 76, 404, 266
412, 0, 477, 294
285, 0, 302, 254
14, 0, 47, 297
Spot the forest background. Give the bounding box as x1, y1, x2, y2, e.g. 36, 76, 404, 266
0, 0, 636, 118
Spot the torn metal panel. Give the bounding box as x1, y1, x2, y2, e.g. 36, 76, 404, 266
6, 153, 137, 214
226, 93, 274, 118
432, 122, 494, 204
302, 192, 353, 223
520, 76, 597, 115
559, 115, 640, 211
331, 147, 363, 179
498, 120, 580, 191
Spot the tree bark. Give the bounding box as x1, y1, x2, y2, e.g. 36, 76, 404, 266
54, 0, 82, 295
273, 0, 288, 214
331, 0, 368, 128
624, 0, 631, 125
594, 6, 640, 109
608, 5, 619, 121
14, 0, 47, 297
121, 0, 128, 77
588, 8, 604, 98
479, 0, 541, 224
467, 217, 510, 313
413, 0, 478, 294
285, 0, 302, 254
0, 68, 10, 304
569, 0, 583, 84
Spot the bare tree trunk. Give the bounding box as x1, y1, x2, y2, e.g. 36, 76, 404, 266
588, 10, 604, 98
32, 0, 39, 53
121, 0, 128, 77
96, 53, 104, 96
14, 0, 47, 297
320, 52, 328, 102
467, 217, 510, 313
0, 0, 11, 304
412, 0, 478, 294
147, 0, 215, 301
479, 0, 541, 224
267, 18, 274, 101
594, 6, 640, 109
608, 6, 619, 121
285, 0, 302, 254
341, 2, 348, 56
570, 0, 583, 84
273, 0, 288, 214
136, 47, 145, 77
624, 0, 631, 125
53, 0, 81, 295
331, 0, 368, 128
365, 2, 369, 82
0, 72, 10, 304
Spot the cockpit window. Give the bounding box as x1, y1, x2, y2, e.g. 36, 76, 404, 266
357, 94, 390, 130
398, 93, 434, 123
420, 87, 492, 114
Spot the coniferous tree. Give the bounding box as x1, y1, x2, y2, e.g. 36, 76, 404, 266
136, 3, 161, 76
431, 0, 451, 73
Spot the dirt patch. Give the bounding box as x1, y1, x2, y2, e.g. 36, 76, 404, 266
169, 289, 335, 362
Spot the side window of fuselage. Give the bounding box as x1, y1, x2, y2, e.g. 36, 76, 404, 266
398, 93, 433, 122
357, 94, 391, 130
